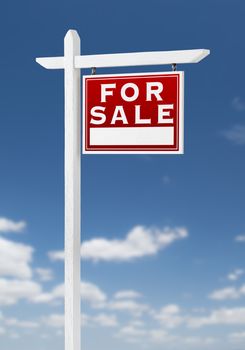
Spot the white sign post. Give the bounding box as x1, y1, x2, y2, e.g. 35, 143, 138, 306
36, 29, 210, 350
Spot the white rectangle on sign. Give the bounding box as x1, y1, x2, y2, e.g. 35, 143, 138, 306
90, 127, 174, 145
83, 71, 184, 154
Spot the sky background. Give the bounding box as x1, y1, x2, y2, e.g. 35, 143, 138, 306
1, 0, 245, 349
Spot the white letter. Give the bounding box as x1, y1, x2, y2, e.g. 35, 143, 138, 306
135, 105, 151, 124
90, 106, 106, 125
121, 83, 139, 102
146, 82, 163, 101
158, 104, 174, 124
111, 106, 128, 124
101, 84, 116, 102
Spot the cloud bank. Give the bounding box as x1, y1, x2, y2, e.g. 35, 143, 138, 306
49, 225, 188, 262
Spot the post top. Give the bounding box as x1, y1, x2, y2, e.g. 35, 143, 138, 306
65, 29, 80, 41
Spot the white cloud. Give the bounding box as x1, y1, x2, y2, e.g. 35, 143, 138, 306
116, 313, 221, 346
108, 299, 149, 316
56, 329, 63, 336
82, 225, 188, 262
40, 333, 49, 339
118, 325, 147, 338
222, 124, 245, 145
0, 236, 33, 279
49, 225, 188, 262
182, 336, 217, 346
209, 287, 240, 300
31, 283, 63, 304
0, 327, 6, 336
49, 250, 64, 261
42, 314, 64, 328
182, 336, 201, 345
127, 319, 145, 327
235, 235, 245, 242
42, 312, 117, 329
227, 269, 244, 281
81, 281, 107, 306
35, 268, 53, 282
92, 313, 118, 327
32, 281, 107, 307
114, 290, 142, 300
0, 217, 26, 233
149, 329, 173, 343
8, 332, 20, 339
116, 322, 176, 345
4, 318, 39, 329
0, 278, 41, 306
188, 307, 245, 328
229, 331, 245, 342
232, 97, 245, 111
160, 304, 180, 314
209, 284, 245, 300
154, 304, 184, 329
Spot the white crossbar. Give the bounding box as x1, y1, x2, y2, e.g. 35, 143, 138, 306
36, 49, 210, 70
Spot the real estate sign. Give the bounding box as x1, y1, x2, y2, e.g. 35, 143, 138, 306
83, 72, 184, 154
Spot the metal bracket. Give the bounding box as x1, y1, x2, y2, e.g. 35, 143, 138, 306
172, 63, 177, 71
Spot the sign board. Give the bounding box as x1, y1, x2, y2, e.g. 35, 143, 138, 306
83, 72, 184, 154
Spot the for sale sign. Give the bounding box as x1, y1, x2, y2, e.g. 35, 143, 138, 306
83, 72, 184, 154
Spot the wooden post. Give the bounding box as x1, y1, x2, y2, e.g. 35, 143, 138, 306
64, 30, 81, 350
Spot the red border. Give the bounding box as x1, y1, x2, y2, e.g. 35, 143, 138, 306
84, 74, 180, 152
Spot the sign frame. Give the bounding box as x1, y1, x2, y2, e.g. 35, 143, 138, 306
83, 71, 184, 154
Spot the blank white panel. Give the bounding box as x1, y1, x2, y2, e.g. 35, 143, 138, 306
90, 127, 174, 146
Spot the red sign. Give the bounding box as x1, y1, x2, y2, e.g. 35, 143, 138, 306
83, 72, 184, 154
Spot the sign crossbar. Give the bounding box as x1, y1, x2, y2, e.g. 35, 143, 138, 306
36, 48, 210, 70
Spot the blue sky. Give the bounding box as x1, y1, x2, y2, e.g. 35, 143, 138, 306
1, 0, 245, 349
